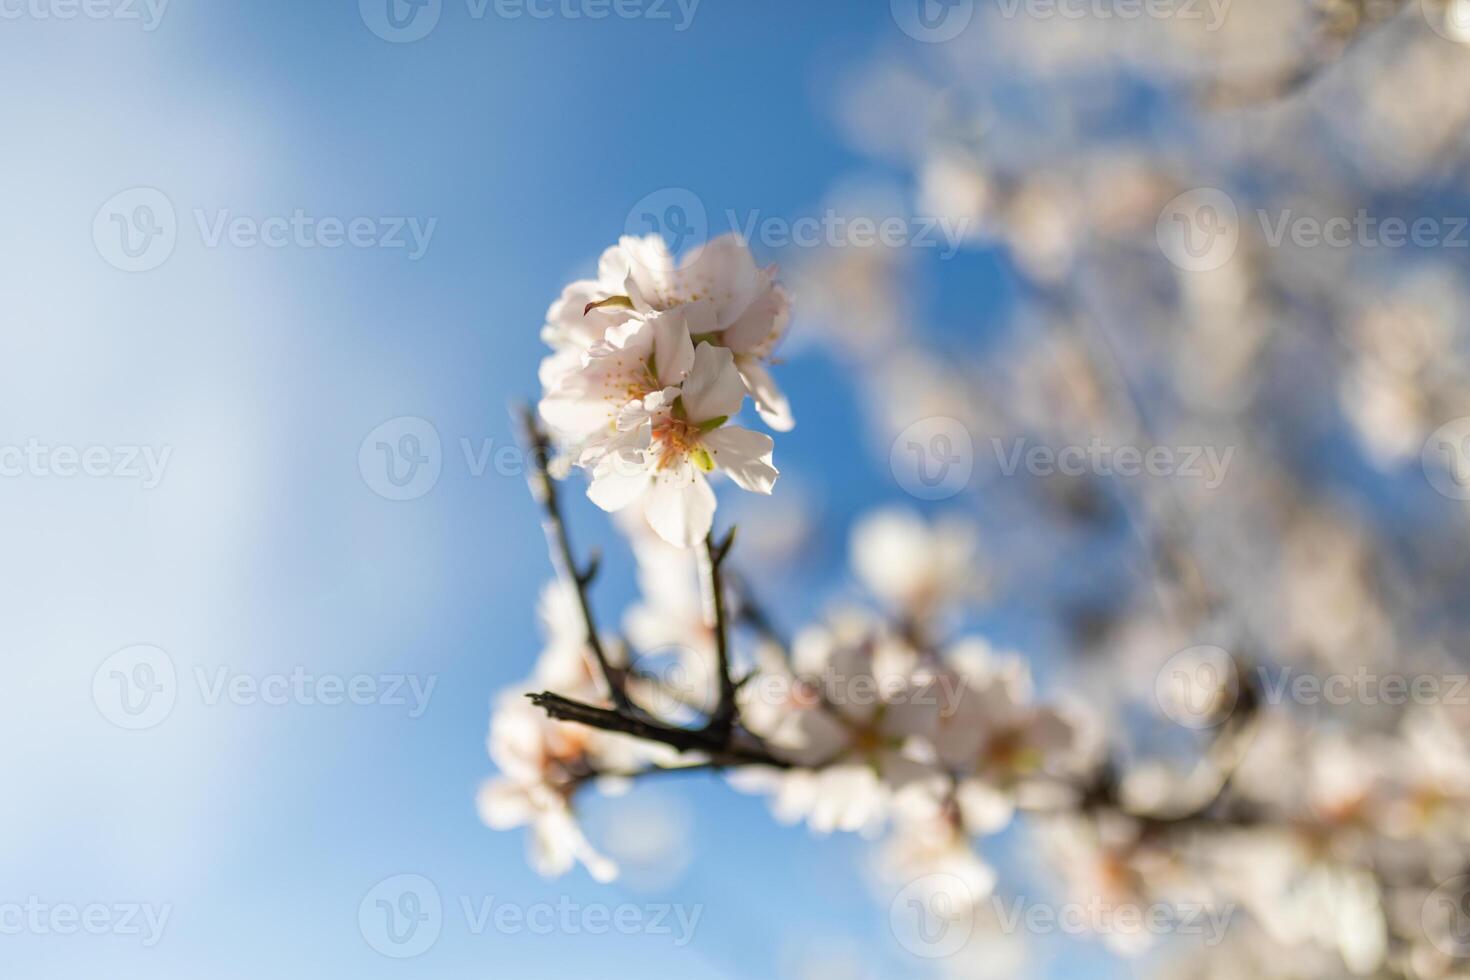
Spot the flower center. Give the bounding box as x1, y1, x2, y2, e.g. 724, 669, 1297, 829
651, 415, 713, 471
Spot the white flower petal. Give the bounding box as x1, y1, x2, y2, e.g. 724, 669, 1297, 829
680, 342, 747, 424
587, 452, 652, 512
721, 278, 790, 354
956, 778, 1016, 835
476, 779, 535, 829
735, 356, 794, 432
644, 462, 716, 548
703, 426, 777, 494
648, 309, 695, 388
679, 233, 764, 329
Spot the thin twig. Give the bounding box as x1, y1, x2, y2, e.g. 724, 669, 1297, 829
701, 527, 739, 737
517, 404, 632, 711
527, 691, 790, 769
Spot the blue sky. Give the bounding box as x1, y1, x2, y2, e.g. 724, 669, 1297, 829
0, 2, 1132, 978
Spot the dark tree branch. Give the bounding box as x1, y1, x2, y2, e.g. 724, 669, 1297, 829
527, 691, 791, 769
701, 527, 739, 738
517, 404, 632, 712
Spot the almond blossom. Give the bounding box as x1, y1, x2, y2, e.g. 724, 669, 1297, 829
933, 640, 1080, 835
537, 234, 789, 548
850, 508, 983, 622
477, 696, 621, 882
477, 581, 671, 882
733, 612, 945, 833
618, 233, 794, 431
585, 341, 777, 548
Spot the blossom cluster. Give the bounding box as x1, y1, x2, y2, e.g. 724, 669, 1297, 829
537, 234, 791, 547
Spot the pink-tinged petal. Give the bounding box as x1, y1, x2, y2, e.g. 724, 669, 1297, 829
735, 357, 794, 432
644, 463, 716, 548
587, 452, 652, 512
721, 280, 790, 354
679, 233, 764, 328
647, 309, 695, 387
702, 426, 777, 494
680, 342, 747, 424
